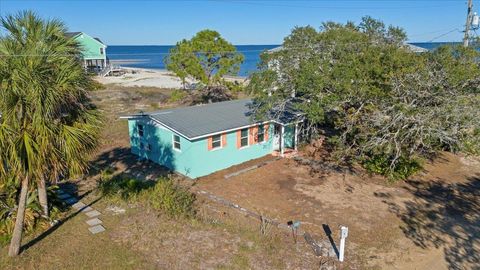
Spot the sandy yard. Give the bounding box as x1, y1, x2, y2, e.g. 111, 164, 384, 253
194, 152, 480, 270
5, 84, 477, 270
96, 67, 247, 89
89, 84, 479, 269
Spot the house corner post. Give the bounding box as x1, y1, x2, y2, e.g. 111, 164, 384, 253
294, 123, 298, 151
281, 125, 285, 157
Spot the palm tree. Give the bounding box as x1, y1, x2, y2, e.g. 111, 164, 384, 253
0, 11, 101, 256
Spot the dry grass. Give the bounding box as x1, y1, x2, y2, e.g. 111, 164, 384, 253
2, 82, 478, 269
0, 83, 324, 269
0, 200, 151, 269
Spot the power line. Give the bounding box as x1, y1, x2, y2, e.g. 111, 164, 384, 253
427, 28, 461, 42
408, 27, 464, 38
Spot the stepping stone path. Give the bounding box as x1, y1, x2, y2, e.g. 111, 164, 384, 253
85, 210, 101, 218
88, 225, 106, 234
55, 188, 106, 234
86, 218, 103, 226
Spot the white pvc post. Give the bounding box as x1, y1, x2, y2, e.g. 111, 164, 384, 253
339, 226, 348, 262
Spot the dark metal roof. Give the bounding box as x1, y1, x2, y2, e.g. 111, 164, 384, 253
125, 99, 302, 140
93, 37, 105, 45
65, 32, 81, 38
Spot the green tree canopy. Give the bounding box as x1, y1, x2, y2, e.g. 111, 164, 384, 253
248, 16, 480, 180
165, 29, 244, 88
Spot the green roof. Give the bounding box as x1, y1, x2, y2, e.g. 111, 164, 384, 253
123, 99, 302, 140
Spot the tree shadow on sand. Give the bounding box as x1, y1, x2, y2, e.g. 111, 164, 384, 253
22, 147, 173, 250
375, 174, 480, 269
89, 147, 172, 180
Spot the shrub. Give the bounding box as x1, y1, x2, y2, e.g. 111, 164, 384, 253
0, 178, 64, 246
88, 78, 106, 91
98, 171, 152, 201
98, 173, 196, 218
362, 154, 422, 181
169, 89, 188, 103
143, 178, 196, 219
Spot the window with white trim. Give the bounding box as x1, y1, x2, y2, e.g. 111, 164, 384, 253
240, 128, 249, 147
173, 135, 181, 150
212, 134, 222, 149
138, 124, 144, 137
257, 125, 265, 142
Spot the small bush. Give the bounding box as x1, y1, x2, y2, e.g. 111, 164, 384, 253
169, 89, 188, 103
363, 154, 422, 181
98, 172, 152, 201
143, 178, 196, 219
88, 79, 106, 91
0, 178, 64, 246
98, 173, 195, 218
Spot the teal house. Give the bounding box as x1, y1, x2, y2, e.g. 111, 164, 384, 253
121, 99, 302, 179
66, 32, 108, 73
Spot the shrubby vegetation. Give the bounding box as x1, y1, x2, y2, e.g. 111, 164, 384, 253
99, 171, 196, 219
249, 16, 480, 180
165, 29, 244, 102
0, 183, 65, 246
169, 89, 189, 103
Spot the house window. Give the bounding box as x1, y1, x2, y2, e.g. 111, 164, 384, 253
240, 128, 249, 147
100, 48, 104, 55
212, 134, 222, 149
257, 125, 266, 142
173, 135, 181, 151
138, 124, 144, 137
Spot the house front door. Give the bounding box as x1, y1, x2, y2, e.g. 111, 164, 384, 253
273, 124, 281, 151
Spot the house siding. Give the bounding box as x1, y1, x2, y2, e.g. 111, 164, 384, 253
284, 124, 295, 148
73, 33, 106, 60
128, 119, 274, 179
186, 126, 273, 178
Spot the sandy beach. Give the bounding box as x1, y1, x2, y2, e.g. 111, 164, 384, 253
96, 67, 247, 89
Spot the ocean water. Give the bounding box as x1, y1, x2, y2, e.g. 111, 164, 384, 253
410, 42, 461, 50
107, 42, 458, 77
107, 45, 279, 77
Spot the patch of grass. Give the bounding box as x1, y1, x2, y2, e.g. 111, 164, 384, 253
149, 102, 160, 110
144, 178, 196, 218
98, 169, 153, 201
0, 201, 150, 269
362, 154, 422, 181
98, 172, 196, 218
198, 210, 283, 256
89, 79, 106, 91
230, 253, 250, 269
168, 89, 188, 103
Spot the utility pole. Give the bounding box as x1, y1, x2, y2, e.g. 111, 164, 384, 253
464, 0, 474, 47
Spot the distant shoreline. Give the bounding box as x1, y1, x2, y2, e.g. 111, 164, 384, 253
106, 44, 278, 77
97, 66, 247, 89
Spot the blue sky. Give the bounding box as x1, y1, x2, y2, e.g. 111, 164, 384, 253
0, 0, 470, 45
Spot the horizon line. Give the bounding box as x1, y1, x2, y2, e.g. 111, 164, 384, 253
106, 41, 462, 46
